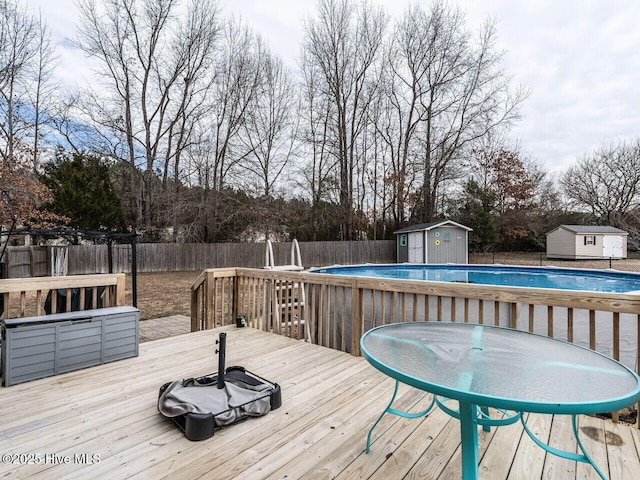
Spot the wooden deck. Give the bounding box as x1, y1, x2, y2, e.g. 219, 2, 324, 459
1, 326, 639, 479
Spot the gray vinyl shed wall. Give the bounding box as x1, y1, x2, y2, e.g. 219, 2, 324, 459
395, 221, 471, 264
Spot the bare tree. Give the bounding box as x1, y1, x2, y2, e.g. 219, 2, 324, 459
364, 87, 394, 239
297, 47, 338, 239
239, 45, 297, 197
0, 0, 56, 168
560, 140, 640, 227
302, 0, 387, 240
383, 2, 527, 224
75, 0, 221, 230
238, 44, 299, 238
29, 12, 58, 170
181, 18, 265, 242
374, 11, 427, 227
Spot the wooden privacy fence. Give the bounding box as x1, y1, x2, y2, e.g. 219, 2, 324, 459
1, 241, 395, 277
0, 274, 126, 320
2, 247, 50, 277
191, 267, 640, 425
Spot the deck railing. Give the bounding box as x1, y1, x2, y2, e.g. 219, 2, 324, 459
191, 267, 640, 425
0, 273, 126, 319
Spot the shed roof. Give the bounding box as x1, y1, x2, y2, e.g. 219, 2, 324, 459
394, 220, 472, 234
546, 225, 628, 236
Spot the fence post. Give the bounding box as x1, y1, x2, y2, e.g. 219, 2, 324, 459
29, 246, 35, 277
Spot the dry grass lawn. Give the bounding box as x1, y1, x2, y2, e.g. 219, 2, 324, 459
125, 270, 200, 320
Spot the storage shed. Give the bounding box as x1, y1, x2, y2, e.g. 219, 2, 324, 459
394, 220, 472, 264
546, 225, 628, 259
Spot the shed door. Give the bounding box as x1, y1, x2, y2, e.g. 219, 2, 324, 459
603, 235, 623, 258
408, 232, 423, 263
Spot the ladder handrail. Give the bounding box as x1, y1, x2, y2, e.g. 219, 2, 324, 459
265, 240, 276, 268
291, 239, 302, 268
264, 239, 303, 271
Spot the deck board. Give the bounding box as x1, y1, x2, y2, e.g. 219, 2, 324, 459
0, 326, 639, 479
507, 412, 551, 480
577, 415, 609, 480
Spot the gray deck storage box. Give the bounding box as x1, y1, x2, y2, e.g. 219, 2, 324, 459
1, 306, 139, 386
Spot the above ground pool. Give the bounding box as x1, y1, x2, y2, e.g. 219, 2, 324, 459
310, 264, 640, 293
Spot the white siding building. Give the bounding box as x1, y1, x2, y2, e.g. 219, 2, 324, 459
546, 225, 628, 259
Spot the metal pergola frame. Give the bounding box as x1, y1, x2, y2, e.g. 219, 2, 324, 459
0, 226, 138, 307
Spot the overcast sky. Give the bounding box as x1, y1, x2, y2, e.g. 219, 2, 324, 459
26, 0, 640, 175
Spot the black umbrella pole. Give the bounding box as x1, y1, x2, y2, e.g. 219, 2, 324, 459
217, 333, 226, 389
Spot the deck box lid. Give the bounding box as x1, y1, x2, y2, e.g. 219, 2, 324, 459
1, 306, 139, 328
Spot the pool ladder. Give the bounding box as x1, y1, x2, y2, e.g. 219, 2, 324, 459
264, 240, 310, 342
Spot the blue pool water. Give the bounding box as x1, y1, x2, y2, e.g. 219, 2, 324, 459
310, 264, 640, 293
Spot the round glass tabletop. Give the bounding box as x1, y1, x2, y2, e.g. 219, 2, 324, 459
361, 322, 640, 414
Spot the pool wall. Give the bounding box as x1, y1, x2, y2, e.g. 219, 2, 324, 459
311, 263, 640, 294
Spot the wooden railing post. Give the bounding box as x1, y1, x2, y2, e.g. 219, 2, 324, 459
205, 270, 215, 329
190, 284, 200, 331
232, 275, 239, 323
190, 270, 206, 332
351, 279, 363, 356
115, 274, 126, 305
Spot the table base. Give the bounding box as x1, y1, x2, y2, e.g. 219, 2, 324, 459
365, 380, 607, 480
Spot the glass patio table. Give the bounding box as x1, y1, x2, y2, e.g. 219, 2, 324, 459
361, 322, 640, 480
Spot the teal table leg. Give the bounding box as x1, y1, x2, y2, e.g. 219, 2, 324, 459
520, 414, 606, 480
365, 380, 436, 454
459, 401, 479, 480
480, 406, 491, 432
365, 380, 399, 453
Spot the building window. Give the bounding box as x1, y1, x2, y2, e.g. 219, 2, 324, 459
443, 231, 451, 242
584, 235, 596, 245
400, 234, 407, 247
